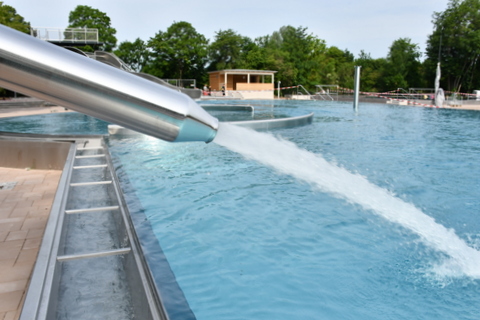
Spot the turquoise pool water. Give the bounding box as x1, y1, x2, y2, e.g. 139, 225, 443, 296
0, 112, 109, 135
1, 101, 479, 319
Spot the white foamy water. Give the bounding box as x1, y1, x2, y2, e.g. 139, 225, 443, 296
214, 123, 480, 278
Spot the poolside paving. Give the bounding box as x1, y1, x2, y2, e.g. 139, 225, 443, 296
0, 105, 71, 119
0, 167, 61, 320
0, 105, 68, 320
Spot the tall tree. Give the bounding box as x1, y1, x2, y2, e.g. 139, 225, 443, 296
383, 38, 423, 90
323, 47, 355, 88
207, 29, 253, 71
68, 5, 117, 52
148, 21, 208, 80
0, 2, 31, 96
249, 26, 330, 90
0, 2, 30, 33
270, 26, 317, 87
114, 38, 149, 72
355, 51, 388, 92
243, 37, 282, 72
243, 26, 358, 91
425, 0, 480, 92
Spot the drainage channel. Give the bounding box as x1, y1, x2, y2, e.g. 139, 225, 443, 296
21, 138, 166, 320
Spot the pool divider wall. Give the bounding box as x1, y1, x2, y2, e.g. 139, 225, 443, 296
0, 139, 70, 170
227, 112, 314, 130
108, 112, 314, 136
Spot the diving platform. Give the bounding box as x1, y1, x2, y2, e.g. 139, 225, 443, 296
30, 27, 104, 47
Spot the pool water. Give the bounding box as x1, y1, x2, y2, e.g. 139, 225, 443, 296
107, 101, 480, 320
2, 101, 479, 319
0, 112, 109, 135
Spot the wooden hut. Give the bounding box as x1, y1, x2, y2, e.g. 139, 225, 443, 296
208, 69, 277, 99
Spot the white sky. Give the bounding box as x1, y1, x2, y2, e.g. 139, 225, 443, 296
8, 0, 450, 59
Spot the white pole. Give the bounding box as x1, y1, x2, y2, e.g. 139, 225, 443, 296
277, 81, 281, 99
353, 66, 361, 111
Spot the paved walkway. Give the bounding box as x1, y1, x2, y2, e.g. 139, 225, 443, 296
0, 167, 61, 320
0, 106, 71, 119
0, 105, 66, 319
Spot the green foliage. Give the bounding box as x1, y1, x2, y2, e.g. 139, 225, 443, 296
68, 5, 117, 52
0, 1, 30, 33
245, 33, 297, 87
207, 29, 253, 70
355, 51, 388, 92
251, 26, 361, 91
114, 38, 149, 72
269, 26, 320, 88
425, 0, 480, 92
147, 21, 208, 81
0, 2, 31, 96
383, 38, 423, 90
3, 1, 479, 95
326, 47, 355, 88
243, 26, 352, 91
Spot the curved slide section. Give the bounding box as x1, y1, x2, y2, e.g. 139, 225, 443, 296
89, 51, 202, 100
132, 72, 202, 100
63, 49, 202, 100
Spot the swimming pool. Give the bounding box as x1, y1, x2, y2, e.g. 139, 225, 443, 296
2, 101, 479, 319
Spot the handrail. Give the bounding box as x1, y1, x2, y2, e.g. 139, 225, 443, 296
297, 85, 312, 97
30, 27, 99, 43
314, 84, 337, 101
394, 88, 412, 100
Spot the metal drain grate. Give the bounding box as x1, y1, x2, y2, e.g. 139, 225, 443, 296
0, 182, 17, 191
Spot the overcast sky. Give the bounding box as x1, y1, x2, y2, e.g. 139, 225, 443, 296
9, 0, 450, 59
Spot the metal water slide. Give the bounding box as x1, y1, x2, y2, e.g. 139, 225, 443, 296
85, 51, 203, 99
132, 71, 202, 100
0, 24, 218, 143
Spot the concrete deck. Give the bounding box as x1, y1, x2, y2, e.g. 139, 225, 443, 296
0, 106, 71, 119
0, 167, 61, 320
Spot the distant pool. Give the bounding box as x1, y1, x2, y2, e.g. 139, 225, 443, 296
0, 112, 109, 135
1, 100, 479, 319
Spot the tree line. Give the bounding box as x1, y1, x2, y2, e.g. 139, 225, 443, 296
2, 0, 480, 94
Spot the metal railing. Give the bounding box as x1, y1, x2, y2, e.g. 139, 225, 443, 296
30, 27, 99, 43
394, 88, 413, 100
406, 88, 435, 101
207, 90, 244, 99
161, 78, 197, 89
297, 85, 312, 97
314, 84, 338, 101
